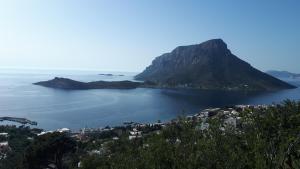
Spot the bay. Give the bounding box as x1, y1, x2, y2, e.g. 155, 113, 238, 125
0, 68, 299, 130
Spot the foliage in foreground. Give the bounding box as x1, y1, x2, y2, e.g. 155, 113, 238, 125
1, 100, 300, 169
0, 126, 40, 169
80, 100, 300, 169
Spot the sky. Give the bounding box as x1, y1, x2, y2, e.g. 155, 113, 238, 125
0, 0, 299, 73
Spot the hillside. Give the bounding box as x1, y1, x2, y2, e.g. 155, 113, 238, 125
2, 101, 300, 169
135, 39, 296, 90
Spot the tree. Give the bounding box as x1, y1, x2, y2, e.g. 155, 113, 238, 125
23, 132, 76, 169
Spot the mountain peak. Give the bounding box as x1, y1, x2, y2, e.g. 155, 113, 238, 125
200, 39, 227, 50
171, 39, 228, 56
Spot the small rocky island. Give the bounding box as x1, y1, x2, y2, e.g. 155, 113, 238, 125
99, 73, 125, 76
34, 77, 142, 90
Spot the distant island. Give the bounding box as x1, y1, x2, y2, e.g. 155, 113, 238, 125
99, 73, 125, 76
135, 39, 296, 91
266, 70, 300, 79
34, 77, 142, 90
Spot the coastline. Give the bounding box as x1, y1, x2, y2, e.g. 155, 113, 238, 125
34, 77, 298, 91
17, 104, 270, 137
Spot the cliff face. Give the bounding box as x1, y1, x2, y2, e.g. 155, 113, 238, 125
135, 39, 296, 90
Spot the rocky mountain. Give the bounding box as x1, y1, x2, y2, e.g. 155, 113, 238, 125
34, 77, 142, 90
135, 39, 296, 90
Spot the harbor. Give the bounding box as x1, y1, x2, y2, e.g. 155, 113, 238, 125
0, 117, 37, 126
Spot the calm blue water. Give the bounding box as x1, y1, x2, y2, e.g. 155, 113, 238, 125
0, 68, 299, 130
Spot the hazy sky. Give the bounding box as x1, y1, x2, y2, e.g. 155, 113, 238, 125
0, 0, 299, 72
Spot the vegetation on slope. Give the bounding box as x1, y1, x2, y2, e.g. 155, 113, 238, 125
80, 100, 300, 169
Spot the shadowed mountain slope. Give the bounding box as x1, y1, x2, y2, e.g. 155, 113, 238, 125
135, 39, 296, 90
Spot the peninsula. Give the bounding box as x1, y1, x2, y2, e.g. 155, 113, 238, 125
34, 77, 142, 90
0, 117, 37, 125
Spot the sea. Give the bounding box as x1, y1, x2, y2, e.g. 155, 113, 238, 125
0, 68, 300, 131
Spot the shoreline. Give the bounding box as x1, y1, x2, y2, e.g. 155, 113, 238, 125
34, 77, 298, 91
5, 104, 269, 137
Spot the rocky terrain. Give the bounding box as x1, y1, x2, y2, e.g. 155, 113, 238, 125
135, 39, 296, 90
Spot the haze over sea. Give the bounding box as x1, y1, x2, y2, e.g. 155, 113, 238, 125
0, 68, 299, 130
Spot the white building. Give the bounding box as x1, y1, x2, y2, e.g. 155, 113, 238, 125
57, 128, 71, 133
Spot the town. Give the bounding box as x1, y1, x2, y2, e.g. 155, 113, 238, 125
0, 104, 271, 161
0, 102, 297, 169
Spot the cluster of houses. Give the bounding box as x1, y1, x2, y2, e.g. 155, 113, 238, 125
79, 126, 114, 135
37, 127, 71, 136
30, 104, 272, 145
67, 104, 272, 143
18, 104, 270, 168
33, 104, 271, 143
71, 121, 166, 142
73, 105, 269, 168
